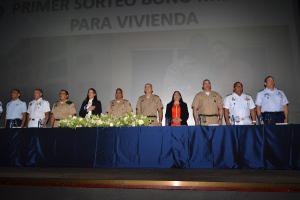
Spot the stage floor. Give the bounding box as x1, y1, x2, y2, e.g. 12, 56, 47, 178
0, 168, 300, 192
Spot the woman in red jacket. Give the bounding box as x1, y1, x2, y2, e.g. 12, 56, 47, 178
165, 91, 189, 126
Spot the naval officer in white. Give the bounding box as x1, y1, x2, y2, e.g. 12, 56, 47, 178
224, 82, 256, 125
5, 89, 27, 128
27, 89, 50, 128
256, 76, 289, 125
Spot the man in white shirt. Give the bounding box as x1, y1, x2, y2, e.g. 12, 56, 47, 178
27, 89, 50, 128
224, 82, 256, 125
5, 89, 27, 128
256, 76, 289, 125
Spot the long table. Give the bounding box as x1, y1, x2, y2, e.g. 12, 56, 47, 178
0, 125, 299, 169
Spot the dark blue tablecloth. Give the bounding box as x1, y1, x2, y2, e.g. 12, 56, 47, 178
0, 125, 299, 169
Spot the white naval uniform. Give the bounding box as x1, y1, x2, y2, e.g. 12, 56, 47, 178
255, 88, 288, 112
6, 99, 27, 120
0, 101, 3, 114
27, 98, 50, 128
224, 93, 256, 125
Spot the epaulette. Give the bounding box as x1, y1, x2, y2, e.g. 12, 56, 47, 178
66, 100, 73, 105
53, 101, 59, 107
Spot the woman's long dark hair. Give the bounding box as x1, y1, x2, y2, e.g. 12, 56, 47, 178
169, 91, 184, 105
84, 88, 98, 103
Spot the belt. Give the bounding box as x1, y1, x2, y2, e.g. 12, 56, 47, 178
30, 118, 43, 121
147, 115, 157, 118
55, 119, 61, 121
262, 112, 284, 114
233, 117, 248, 121
199, 114, 218, 117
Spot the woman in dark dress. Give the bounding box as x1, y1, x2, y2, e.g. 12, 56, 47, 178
165, 91, 189, 126
79, 88, 102, 118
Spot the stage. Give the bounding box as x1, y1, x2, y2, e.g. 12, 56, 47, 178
0, 168, 300, 200
1, 124, 300, 199
1, 167, 300, 191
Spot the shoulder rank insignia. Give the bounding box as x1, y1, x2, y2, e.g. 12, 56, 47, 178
66, 100, 73, 105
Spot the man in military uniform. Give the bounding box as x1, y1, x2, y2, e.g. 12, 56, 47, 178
50, 89, 77, 128
27, 89, 50, 128
224, 82, 256, 125
107, 88, 132, 117
192, 79, 223, 125
136, 83, 163, 126
256, 76, 289, 124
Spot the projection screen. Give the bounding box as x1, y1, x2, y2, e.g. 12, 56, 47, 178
0, 0, 299, 125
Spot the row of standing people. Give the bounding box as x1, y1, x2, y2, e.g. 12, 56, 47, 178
0, 75, 288, 128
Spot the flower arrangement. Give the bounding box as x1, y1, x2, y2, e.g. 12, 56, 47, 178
58, 113, 152, 128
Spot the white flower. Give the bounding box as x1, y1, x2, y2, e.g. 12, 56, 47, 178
58, 113, 151, 128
